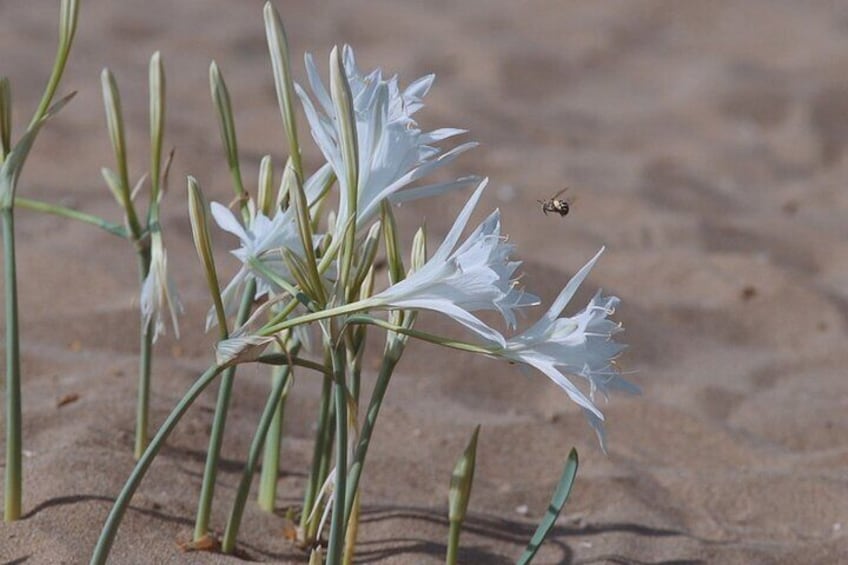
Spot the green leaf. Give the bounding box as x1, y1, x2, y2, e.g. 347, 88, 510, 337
449, 424, 481, 523
0, 91, 75, 208
209, 61, 247, 214
515, 448, 579, 565
263, 1, 302, 178
0, 77, 11, 161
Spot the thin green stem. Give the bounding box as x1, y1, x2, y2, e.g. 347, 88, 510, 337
342, 333, 407, 527
3, 208, 21, 521
346, 314, 496, 356
134, 293, 154, 460
259, 297, 377, 337
14, 197, 127, 238
325, 332, 349, 564
300, 369, 333, 536
133, 243, 153, 460
258, 357, 295, 512
220, 356, 295, 553
193, 278, 256, 541
445, 520, 461, 565
90, 363, 227, 565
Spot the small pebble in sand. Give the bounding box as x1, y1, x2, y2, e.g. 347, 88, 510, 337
740, 285, 757, 301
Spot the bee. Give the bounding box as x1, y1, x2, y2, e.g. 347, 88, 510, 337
538, 187, 572, 217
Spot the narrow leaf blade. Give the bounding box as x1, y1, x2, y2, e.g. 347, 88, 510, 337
515, 448, 579, 565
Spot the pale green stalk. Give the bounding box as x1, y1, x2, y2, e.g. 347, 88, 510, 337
257, 362, 292, 511
2, 208, 21, 521
209, 61, 248, 221
135, 51, 167, 460
324, 324, 349, 565
0, 78, 11, 161
2, 0, 78, 521
100, 69, 142, 237
135, 303, 154, 459
221, 347, 296, 553
329, 45, 359, 301
187, 175, 234, 540
341, 492, 360, 565
446, 425, 480, 565
264, 1, 303, 179
193, 59, 258, 538
193, 279, 256, 541
346, 315, 495, 356
300, 355, 334, 538
342, 312, 413, 528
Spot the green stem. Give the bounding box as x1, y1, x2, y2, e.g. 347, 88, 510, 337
343, 337, 405, 526
193, 278, 256, 541
221, 358, 294, 553
258, 362, 293, 512
260, 297, 377, 336
134, 311, 154, 460
90, 363, 227, 565
445, 520, 461, 565
300, 370, 333, 536
325, 337, 349, 565
14, 197, 127, 238
133, 247, 153, 460
3, 208, 21, 521
347, 314, 495, 356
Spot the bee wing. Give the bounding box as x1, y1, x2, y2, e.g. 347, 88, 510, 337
551, 186, 570, 199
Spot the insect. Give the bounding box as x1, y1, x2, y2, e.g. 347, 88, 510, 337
538, 187, 572, 217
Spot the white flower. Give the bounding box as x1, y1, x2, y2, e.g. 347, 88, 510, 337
371, 179, 538, 345
493, 248, 636, 450
296, 45, 479, 230
209, 200, 308, 328
140, 232, 182, 341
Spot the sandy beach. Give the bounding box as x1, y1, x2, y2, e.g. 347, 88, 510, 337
2, 1, 848, 563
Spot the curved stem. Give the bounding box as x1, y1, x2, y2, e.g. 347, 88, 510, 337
90, 363, 227, 565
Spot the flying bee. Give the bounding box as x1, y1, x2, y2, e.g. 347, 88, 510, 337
538, 187, 572, 217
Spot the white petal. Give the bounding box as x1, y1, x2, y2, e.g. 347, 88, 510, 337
531, 360, 603, 420
388, 176, 481, 206
420, 128, 467, 144
432, 178, 488, 262
210, 202, 248, 241
544, 247, 605, 322
387, 297, 506, 347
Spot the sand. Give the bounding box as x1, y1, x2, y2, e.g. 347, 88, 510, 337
2, 0, 848, 563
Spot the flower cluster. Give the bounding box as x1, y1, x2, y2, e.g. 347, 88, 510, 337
210, 44, 634, 445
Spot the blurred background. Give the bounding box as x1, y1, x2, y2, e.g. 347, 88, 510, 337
2, 1, 848, 563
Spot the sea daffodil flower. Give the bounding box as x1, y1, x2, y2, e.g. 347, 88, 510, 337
371, 179, 537, 345
297, 45, 479, 230
209, 200, 311, 328
493, 248, 636, 449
